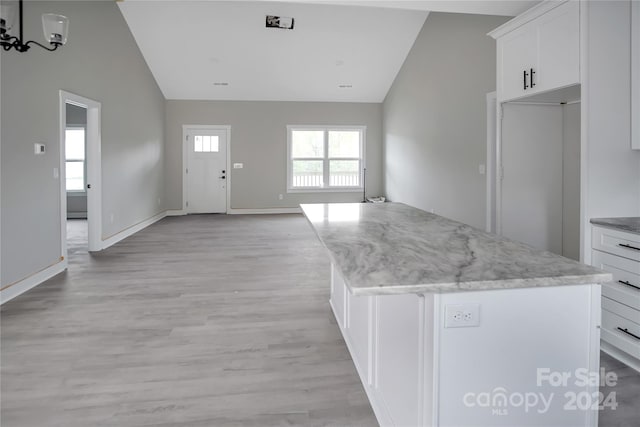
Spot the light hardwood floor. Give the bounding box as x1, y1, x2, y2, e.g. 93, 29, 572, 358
1, 215, 638, 426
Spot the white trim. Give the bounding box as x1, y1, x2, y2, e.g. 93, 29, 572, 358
59, 91, 102, 253
101, 211, 166, 250
487, 0, 567, 39
0, 260, 66, 305
227, 207, 302, 215
286, 125, 366, 193
182, 125, 231, 213
166, 209, 187, 216
485, 92, 497, 233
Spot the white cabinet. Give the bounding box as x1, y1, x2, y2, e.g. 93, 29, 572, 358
592, 226, 640, 370
491, 1, 580, 102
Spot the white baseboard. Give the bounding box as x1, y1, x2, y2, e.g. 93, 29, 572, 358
227, 207, 302, 215
166, 209, 186, 216
101, 211, 167, 250
0, 260, 67, 305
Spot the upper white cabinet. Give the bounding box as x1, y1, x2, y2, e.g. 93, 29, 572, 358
490, 1, 580, 103
632, 0, 640, 149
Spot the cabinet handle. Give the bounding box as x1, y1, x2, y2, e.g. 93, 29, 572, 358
618, 243, 640, 251
618, 280, 640, 290
617, 327, 640, 341
530, 68, 536, 88
523, 70, 529, 90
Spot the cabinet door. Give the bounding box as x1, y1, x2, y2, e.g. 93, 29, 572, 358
498, 24, 537, 101
537, 1, 580, 92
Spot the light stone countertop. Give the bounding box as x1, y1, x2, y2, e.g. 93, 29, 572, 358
302, 203, 612, 296
590, 217, 640, 235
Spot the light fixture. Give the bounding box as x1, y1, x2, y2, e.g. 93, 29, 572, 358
1, 0, 68, 52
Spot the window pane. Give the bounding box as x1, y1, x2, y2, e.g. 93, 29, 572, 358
194, 136, 202, 152
203, 136, 211, 152
328, 130, 359, 158
66, 161, 84, 191
210, 136, 219, 152
292, 130, 324, 158
65, 128, 85, 160
292, 160, 323, 187
330, 160, 360, 187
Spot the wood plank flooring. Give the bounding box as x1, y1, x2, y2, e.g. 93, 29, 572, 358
2, 214, 639, 426
2, 215, 376, 426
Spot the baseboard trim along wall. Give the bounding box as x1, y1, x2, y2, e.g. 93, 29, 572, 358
0, 260, 67, 305
101, 211, 167, 250
227, 207, 302, 215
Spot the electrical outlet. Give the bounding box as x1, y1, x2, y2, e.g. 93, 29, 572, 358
445, 304, 480, 328
278, 194, 283, 200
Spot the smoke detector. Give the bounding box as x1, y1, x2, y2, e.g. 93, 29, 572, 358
266, 15, 294, 30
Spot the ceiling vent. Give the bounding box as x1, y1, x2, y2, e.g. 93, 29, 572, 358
266, 15, 294, 30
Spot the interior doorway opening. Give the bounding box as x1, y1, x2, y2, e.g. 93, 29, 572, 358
59, 91, 102, 263
65, 104, 89, 258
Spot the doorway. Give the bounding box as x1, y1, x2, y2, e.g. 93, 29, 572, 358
182, 126, 230, 214
65, 104, 89, 256
59, 91, 102, 261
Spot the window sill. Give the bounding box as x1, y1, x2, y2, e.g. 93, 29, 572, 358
287, 187, 363, 194
66, 190, 87, 196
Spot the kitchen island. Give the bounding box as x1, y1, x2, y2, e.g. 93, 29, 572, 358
302, 203, 611, 427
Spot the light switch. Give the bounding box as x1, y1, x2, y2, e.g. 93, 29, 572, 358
479, 164, 486, 175
34, 143, 46, 155
233, 163, 243, 169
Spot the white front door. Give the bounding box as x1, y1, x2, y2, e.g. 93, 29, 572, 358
185, 127, 228, 214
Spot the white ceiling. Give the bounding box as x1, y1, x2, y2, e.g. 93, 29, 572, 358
118, 1, 537, 102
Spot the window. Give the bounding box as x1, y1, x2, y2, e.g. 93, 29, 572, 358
194, 135, 219, 152
287, 126, 365, 192
65, 127, 86, 192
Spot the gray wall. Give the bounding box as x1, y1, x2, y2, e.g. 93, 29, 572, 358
383, 12, 508, 230
582, 0, 640, 262
165, 101, 382, 210
1, 1, 165, 286
562, 102, 581, 261
66, 103, 87, 218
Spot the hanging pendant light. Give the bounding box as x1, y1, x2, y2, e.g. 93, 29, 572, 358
1, 0, 68, 52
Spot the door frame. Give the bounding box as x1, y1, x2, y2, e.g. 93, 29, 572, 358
182, 125, 231, 214
59, 90, 103, 255
486, 92, 498, 233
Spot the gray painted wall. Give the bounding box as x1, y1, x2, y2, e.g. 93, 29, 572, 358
1, 1, 165, 286
562, 103, 580, 261
66, 103, 87, 218
583, 0, 640, 262
383, 13, 508, 230
165, 101, 382, 210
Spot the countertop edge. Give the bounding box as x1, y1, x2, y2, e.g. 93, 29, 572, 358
348, 273, 613, 296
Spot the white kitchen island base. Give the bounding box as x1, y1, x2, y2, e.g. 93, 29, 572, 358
331, 265, 602, 427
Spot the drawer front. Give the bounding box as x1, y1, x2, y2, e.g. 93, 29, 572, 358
593, 250, 640, 310
592, 226, 640, 261
602, 297, 640, 324
602, 308, 640, 359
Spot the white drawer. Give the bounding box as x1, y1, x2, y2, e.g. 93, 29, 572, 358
593, 250, 640, 311
592, 226, 640, 261
602, 307, 640, 359
602, 296, 640, 324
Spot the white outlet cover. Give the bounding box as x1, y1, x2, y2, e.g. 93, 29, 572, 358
233, 163, 243, 169
444, 303, 480, 328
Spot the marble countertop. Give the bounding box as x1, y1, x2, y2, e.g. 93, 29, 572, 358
302, 203, 611, 296
590, 217, 640, 235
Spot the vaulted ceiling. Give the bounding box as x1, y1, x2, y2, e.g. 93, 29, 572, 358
118, 1, 537, 102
